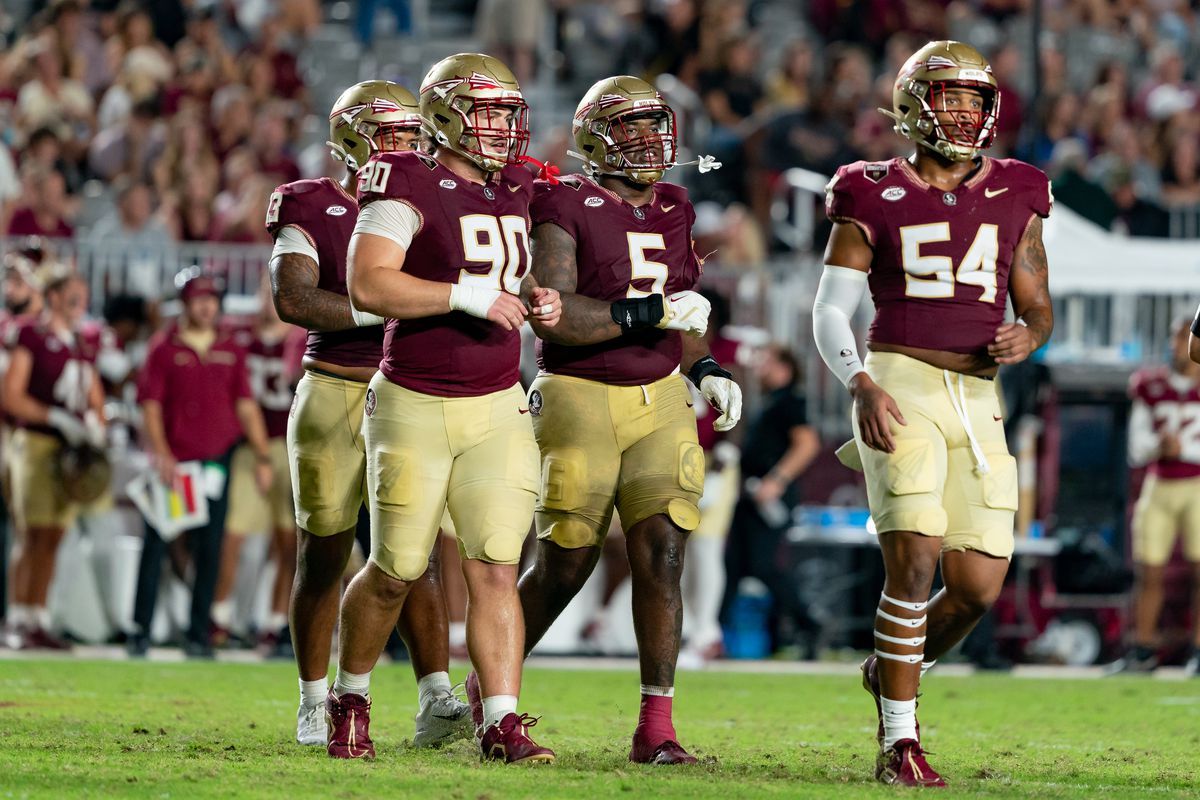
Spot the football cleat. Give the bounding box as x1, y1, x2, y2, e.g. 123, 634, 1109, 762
629, 733, 698, 765
464, 671, 484, 732
297, 701, 327, 746
1105, 651, 1158, 675
326, 691, 375, 759
876, 738, 947, 788
1186, 650, 1200, 678
479, 712, 555, 764
413, 691, 473, 748
861, 654, 920, 746
20, 627, 71, 651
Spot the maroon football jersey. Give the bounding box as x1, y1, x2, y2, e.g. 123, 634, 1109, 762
357, 151, 533, 397
12, 317, 99, 437
232, 326, 293, 438
826, 156, 1052, 356
530, 175, 702, 385
1130, 367, 1200, 480
265, 177, 382, 369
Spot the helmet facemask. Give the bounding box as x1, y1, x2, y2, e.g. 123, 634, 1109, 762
435, 95, 530, 172
587, 106, 678, 185
907, 79, 999, 162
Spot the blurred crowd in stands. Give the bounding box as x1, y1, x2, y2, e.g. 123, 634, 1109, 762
1, 0, 1196, 263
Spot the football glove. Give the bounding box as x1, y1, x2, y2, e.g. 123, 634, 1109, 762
688, 356, 741, 431
47, 407, 87, 446
657, 290, 710, 337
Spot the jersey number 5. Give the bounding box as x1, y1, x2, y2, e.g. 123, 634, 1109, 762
900, 223, 999, 302
626, 232, 668, 298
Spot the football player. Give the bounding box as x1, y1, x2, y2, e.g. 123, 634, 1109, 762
266, 80, 471, 747
1121, 320, 1200, 676
813, 41, 1053, 786
213, 279, 299, 651
2, 266, 105, 649
479, 75, 741, 764
331, 53, 561, 763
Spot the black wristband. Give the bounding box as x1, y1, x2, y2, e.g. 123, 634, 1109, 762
688, 355, 732, 387
610, 294, 665, 333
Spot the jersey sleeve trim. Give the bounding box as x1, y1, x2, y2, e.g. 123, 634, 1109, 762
271, 225, 319, 263
353, 199, 422, 250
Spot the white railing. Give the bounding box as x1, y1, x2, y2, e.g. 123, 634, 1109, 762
1168, 204, 1200, 239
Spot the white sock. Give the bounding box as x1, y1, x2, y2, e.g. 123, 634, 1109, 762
640, 684, 675, 697
266, 612, 287, 632
33, 606, 52, 630
881, 696, 918, 749
417, 671, 452, 707
482, 694, 518, 729
333, 669, 371, 698
9, 604, 30, 627
300, 677, 327, 707
449, 622, 466, 647
920, 660, 936, 678
211, 599, 234, 629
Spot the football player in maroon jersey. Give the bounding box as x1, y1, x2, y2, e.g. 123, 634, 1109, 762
491, 75, 741, 764
2, 266, 105, 649
266, 80, 471, 749
333, 53, 561, 763
813, 41, 1054, 786
1120, 320, 1200, 676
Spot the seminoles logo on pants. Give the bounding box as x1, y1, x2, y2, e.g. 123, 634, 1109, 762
528, 389, 543, 417
365, 388, 377, 418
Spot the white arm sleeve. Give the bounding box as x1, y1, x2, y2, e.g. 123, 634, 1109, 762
271, 225, 319, 263
1127, 400, 1160, 467
813, 265, 869, 387
353, 199, 420, 249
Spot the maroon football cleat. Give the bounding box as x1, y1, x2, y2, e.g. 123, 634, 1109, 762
325, 691, 375, 759
876, 739, 946, 787
464, 671, 484, 732
862, 654, 920, 746
629, 733, 698, 765
479, 712, 555, 764
20, 627, 71, 651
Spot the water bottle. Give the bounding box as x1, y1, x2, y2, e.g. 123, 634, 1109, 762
745, 477, 790, 528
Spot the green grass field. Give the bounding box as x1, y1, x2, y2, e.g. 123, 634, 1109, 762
0, 658, 1197, 798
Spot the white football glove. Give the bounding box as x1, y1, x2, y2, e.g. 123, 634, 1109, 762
47, 407, 87, 446
84, 409, 106, 448
657, 290, 711, 337
700, 375, 742, 432
448, 283, 503, 320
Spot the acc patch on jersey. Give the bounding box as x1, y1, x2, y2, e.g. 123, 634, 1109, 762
325, 205, 347, 216
882, 186, 906, 202
439, 179, 457, 190
584, 196, 604, 208
863, 163, 890, 184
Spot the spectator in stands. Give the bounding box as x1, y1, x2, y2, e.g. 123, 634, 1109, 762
618, 0, 700, 86
21, 126, 83, 195
154, 109, 220, 201
166, 172, 218, 243
0, 142, 19, 233
96, 47, 174, 131
475, 0, 546, 84
175, 5, 239, 87
719, 345, 820, 655
6, 167, 74, 239
1088, 120, 1163, 204
1160, 132, 1200, 208
1134, 41, 1194, 120
210, 84, 253, 160
15, 35, 94, 164
210, 172, 272, 244
764, 39, 815, 113
129, 270, 273, 658
87, 179, 175, 253
104, 2, 173, 86
89, 98, 167, 183
248, 103, 300, 185
43, 0, 111, 95
356, 0, 413, 43
1048, 138, 1117, 229
1109, 170, 1170, 238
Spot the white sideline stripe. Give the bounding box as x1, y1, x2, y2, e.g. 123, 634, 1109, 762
876, 608, 927, 627
2, 648, 1193, 681
880, 592, 928, 612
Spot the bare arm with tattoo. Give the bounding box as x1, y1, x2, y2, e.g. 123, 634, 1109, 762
530, 222, 624, 345
269, 251, 355, 332
989, 215, 1053, 365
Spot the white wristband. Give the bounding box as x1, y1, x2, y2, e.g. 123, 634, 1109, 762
448, 283, 501, 320
813, 264, 869, 388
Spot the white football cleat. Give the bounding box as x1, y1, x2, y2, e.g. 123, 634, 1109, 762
296, 701, 327, 746
412, 691, 473, 748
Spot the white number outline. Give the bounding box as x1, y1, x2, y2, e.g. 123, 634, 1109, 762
458, 214, 529, 293
358, 160, 393, 194
899, 222, 999, 302
625, 232, 668, 298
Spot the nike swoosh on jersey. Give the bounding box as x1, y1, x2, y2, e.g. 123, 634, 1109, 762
984, 187, 1008, 198
508, 184, 522, 192
661, 203, 676, 212
993, 415, 1003, 421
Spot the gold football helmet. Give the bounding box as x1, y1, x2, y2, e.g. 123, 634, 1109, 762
419, 52, 530, 172
573, 76, 677, 185
328, 80, 423, 170
880, 40, 1000, 162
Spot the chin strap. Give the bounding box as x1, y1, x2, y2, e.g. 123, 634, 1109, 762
518, 155, 561, 184
565, 150, 723, 175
